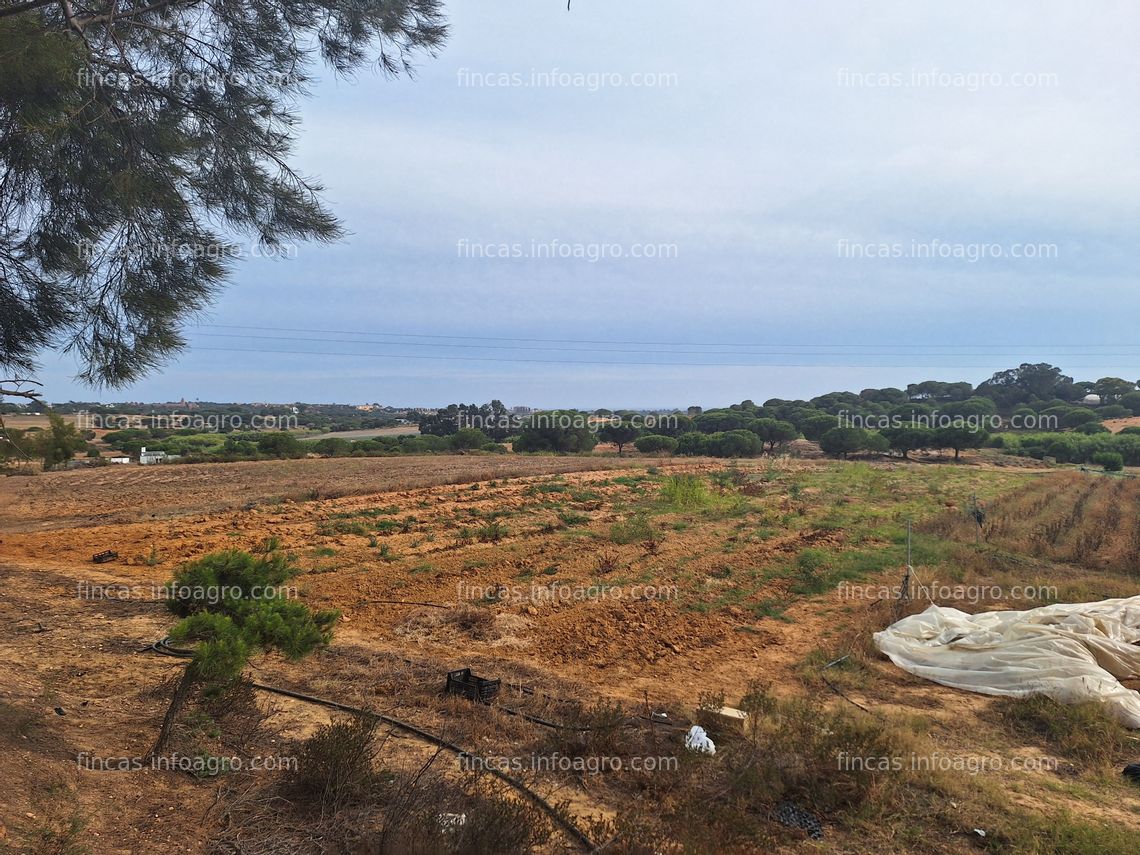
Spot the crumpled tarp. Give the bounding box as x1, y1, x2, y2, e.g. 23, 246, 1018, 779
873, 596, 1140, 728
684, 725, 716, 755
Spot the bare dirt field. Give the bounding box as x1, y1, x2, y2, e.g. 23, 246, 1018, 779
2, 455, 1139, 854
0, 414, 55, 430
0, 454, 666, 532
1104, 417, 1140, 433
302, 425, 421, 441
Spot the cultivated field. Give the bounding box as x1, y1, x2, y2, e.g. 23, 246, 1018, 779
0, 455, 663, 531
2, 455, 1139, 853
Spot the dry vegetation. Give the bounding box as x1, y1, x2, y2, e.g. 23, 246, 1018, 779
2, 456, 1139, 853
0, 454, 666, 532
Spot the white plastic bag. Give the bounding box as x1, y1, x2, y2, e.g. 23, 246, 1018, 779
684, 724, 716, 754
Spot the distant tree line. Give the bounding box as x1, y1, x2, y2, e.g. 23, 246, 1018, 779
9, 363, 1140, 469
94, 428, 510, 463
43, 401, 401, 433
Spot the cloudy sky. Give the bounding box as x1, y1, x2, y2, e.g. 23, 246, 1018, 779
36, 0, 1140, 408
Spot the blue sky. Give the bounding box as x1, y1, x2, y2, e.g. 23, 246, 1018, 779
36, 1, 1140, 407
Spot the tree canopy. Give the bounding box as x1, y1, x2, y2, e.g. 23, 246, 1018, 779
0, 1, 446, 387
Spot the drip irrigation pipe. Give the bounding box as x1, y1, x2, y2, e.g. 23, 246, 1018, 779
820, 655, 877, 717
354, 599, 450, 609
145, 638, 689, 732
384, 652, 690, 730
142, 639, 595, 851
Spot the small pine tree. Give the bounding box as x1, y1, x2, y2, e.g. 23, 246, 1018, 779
151, 549, 338, 755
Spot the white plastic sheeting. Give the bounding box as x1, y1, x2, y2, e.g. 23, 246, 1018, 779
873, 596, 1140, 728
684, 725, 716, 755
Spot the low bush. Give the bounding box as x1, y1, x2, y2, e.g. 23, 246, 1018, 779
634, 434, 678, 454
476, 521, 507, 542
990, 695, 1131, 765
659, 474, 711, 509
293, 716, 384, 813
609, 514, 654, 545
1093, 450, 1124, 471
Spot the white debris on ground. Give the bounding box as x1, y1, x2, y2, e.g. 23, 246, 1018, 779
438, 813, 467, 832
684, 724, 716, 754
874, 595, 1140, 727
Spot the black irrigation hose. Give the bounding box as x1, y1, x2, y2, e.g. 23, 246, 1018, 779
506, 682, 693, 729
495, 702, 690, 733
148, 638, 689, 732
250, 682, 597, 852
143, 638, 194, 657
354, 599, 451, 609
143, 639, 596, 852
495, 702, 623, 732
820, 655, 878, 718
389, 654, 690, 730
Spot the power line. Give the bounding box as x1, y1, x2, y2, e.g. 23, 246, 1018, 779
189, 345, 1140, 369
194, 323, 1140, 352
191, 332, 1140, 360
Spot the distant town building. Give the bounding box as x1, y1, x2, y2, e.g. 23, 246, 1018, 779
109, 456, 131, 465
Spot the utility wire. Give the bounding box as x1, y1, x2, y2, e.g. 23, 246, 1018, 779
191, 331, 1140, 359
194, 323, 1140, 352
190, 344, 1140, 370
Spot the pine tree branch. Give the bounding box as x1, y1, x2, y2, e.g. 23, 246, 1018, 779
0, 0, 56, 19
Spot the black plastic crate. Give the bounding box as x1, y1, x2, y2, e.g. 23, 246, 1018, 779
91, 550, 118, 564
445, 668, 501, 704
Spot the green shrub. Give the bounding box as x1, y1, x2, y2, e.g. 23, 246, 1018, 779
634, 434, 678, 454
705, 429, 761, 458
675, 432, 708, 456
660, 474, 711, 509
257, 432, 305, 458
819, 426, 870, 459
155, 549, 339, 755
293, 716, 382, 811
512, 414, 597, 453
524, 481, 568, 495
609, 514, 654, 544
1092, 450, 1124, 471
1076, 422, 1110, 435
476, 521, 507, 542
1061, 408, 1100, 428
449, 428, 491, 450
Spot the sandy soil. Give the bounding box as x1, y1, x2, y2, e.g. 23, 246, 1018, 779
0, 455, 827, 852
0, 454, 668, 532
1, 454, 1135, 853
1104, 416, 1140, 433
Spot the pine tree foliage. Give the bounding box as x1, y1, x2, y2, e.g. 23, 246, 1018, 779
0, 1, 446, 385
